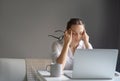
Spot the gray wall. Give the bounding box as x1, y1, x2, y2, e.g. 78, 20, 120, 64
0, 0, 106, 58
0, 0, 119, 59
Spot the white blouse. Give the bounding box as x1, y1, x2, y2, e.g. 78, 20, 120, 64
51, 40, 93, 70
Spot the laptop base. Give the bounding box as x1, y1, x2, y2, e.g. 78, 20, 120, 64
64, 73, 113, 80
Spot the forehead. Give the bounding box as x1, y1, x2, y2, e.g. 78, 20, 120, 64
70, 25, 84, 33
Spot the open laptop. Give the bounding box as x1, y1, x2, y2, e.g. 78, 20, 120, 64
64, 49, 118, 80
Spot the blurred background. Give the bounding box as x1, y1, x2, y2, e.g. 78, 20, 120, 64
0, 0, 120, 72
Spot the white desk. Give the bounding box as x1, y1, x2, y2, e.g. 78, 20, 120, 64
36, 70, 120, 81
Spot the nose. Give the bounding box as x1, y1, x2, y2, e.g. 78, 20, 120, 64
75, 33, 80, 39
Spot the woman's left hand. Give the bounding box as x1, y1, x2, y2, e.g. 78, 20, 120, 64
82, 30, 89, 44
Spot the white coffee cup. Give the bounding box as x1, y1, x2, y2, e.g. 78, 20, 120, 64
46, 63, 62, 77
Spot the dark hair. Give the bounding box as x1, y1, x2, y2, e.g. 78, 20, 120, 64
66, 18, 84, 30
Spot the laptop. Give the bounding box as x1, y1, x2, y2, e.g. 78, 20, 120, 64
64, 49, 118, 80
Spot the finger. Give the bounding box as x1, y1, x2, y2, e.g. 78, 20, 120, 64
70, 30, 72, 36
67, 29, 71, 34
64, 30, 67, 35
64, 31, 67, 38
83, 29, 88, 35
64, 30, 70, 37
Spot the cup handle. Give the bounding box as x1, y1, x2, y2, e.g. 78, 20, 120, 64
46, 65, 50, 72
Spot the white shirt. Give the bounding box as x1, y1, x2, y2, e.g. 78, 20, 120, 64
51, 40, 93, 70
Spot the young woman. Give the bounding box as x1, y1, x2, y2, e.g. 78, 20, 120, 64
51, 18, 93, 70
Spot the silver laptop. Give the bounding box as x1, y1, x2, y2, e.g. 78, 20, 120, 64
64, 49, 118, 80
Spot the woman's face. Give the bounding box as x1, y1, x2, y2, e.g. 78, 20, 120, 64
70, 24, 85, 44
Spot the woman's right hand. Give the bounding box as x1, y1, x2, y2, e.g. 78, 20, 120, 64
64, 30, 72, 46
57, 30, 72, 69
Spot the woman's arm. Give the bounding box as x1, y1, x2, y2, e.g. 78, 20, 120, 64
56, 30, 72, 69
82, 30, 93, 49
56, 43, 69, 69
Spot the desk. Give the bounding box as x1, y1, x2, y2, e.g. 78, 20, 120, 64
36, 70, 120, 81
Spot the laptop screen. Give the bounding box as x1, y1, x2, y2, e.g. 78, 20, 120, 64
72, 49, 118, 79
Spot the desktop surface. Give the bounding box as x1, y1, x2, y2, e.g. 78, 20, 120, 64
37, 70, 120, 81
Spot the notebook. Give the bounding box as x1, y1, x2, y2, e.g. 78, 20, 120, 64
64, 49, 118, 80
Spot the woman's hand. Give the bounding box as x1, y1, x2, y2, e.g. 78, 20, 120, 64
82, 30, 90, 48
57, 29, 72, 69
64, 30, 72, 46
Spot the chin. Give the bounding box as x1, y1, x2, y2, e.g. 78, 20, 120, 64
75, 40, 80, 43
73, 41, 79, 45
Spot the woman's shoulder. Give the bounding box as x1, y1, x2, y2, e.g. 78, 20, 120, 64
78, 40, 93, 49
79, 40, 92, 45
52, 40, 63, 46
52, 40, 63, 51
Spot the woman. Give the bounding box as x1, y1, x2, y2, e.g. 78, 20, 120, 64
51, 18, 93, 70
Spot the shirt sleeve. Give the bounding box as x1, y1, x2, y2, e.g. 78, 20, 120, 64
87, 43, 93, 49
51, 41, 62, 63
78, 40, 93, 49
83, 43, 93, 49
